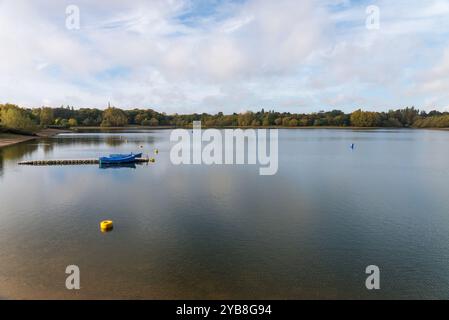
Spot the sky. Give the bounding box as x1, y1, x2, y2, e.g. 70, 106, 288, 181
0, 0, 449, 114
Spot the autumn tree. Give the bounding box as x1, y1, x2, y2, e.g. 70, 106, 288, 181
350, 109, 381, 127
68, 118, 78, 127
237, 112, 255, 126
40, 107, 54, 126
101, 107, 128, 127
0, 104, 37, 132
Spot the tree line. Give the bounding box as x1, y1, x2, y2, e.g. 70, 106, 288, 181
1, 103, 449, 134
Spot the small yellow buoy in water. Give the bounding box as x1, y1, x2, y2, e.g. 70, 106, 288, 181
150, 158, 155, 163
154, 149, 159, 154
100, 220, 113, 232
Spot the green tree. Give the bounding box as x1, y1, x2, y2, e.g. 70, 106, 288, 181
237, 112, 254, 126
282, 117, 291, 127
0, 104, 37, 132
101, 107, 128, 127
382, 118, 402, 127
298, 118, 309, 126
135, 113, 147, 124
40, 107, 54, 126
149, 117, 159, 126
350, 109, 381, 127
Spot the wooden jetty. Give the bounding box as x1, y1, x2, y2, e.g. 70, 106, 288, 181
18, 158, 150, 166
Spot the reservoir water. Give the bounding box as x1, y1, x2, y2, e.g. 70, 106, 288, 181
1, 128, 449, 299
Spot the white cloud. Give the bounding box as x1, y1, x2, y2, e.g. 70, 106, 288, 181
0, 0, 448, 112
413, 46, 449, 109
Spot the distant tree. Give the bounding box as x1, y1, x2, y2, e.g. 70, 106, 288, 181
397, 107, 419, 127
282, 117, 291, 126
76, 108, 102, 126
40, 107, 54, 126
101, 107, 128, 127
0, 104, 37, 132
135, 113, 146, 124
149, 117, 159, 126
413, 115, 449, 128
2, 103, 449, 131
204, 118, 216, 127
350, 109, 381, 127
331, 114, 350, 126
82, 118, 94, 126
237, 112, 255, 126
68, 118, 78, 127
262, 117, 271, 126
382, 118, 402, 127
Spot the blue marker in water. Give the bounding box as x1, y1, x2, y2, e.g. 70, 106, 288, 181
350, 143, 355, 149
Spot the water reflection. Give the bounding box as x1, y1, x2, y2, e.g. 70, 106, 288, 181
0, 142, 39, 161
0, 142, 39, 177
56, 133, 156, 148
2, 129, 449, 299
105, 136, 127, 147
99, 163, 137, 170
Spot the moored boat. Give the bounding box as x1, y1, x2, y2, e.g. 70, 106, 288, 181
99, 152, 142, 164
108, 152, 142, 158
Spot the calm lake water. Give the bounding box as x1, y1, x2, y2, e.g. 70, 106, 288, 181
1, 128, 449, 299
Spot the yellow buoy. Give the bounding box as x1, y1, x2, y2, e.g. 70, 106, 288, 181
100, 220, 113, 232
154, 149, 159, 154
150, 158, 155, 163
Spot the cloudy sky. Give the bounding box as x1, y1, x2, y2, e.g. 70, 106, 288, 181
0, 0, 449, 113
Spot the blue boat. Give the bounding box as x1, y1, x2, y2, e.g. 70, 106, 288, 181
108, 153, 142, 158
99, 153, 142, 164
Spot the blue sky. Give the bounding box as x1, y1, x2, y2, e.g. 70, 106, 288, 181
1, 0, 449, 113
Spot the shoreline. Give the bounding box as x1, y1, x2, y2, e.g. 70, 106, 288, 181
73, 125, 449, 130
74, 125, 392, 130
0, 128, 71, 149
2, 126, 448, 149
